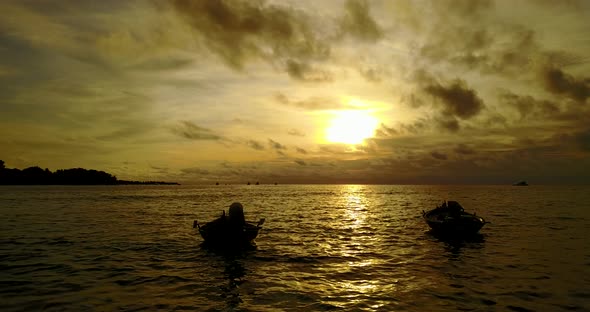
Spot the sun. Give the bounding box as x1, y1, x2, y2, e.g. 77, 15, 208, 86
325, 110, 379, 144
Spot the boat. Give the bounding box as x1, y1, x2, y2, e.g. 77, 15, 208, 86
513, 181, 528, 186
422, 201, 487, 235
193, 203, 265, 247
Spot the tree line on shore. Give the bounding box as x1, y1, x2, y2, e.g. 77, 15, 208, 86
0, 160, 178, 185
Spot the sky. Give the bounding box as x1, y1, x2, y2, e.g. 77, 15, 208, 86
1, 0, 589, 184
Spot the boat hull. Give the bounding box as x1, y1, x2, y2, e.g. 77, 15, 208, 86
424, 216, 485, 235
197, 220, 263, 248
200, 223, 260, 245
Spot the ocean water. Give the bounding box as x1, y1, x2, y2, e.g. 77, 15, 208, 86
1, 184, 589, 311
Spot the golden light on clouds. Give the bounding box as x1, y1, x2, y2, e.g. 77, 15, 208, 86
0, 0, 589, 184
325, 110, 379, 145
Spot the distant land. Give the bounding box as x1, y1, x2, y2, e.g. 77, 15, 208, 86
0, 160, 179, 185
512, 181, 529, 186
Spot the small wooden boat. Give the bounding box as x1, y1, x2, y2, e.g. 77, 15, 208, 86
193, 202, 265, 247
423, 201, 487, 235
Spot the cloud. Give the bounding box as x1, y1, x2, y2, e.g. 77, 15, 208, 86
540, 66, 590, 102
172, 0, 330, 71
294, 159, 306, 166
376, 119, 433, 137
130, 56, 194, 71
340, 0, 383, 42
424, 79, 485, 119
431, 151, 448, 160
274, 92, 353, 110
247, 139, 265, 150
295, 147, 308, 154
499, 91, 560, 120
375, 123, 398, 137
171, 121, 222, 140
95, 127, 146, 141
268, 139, 287, 151
285, 59, 333, 82
435, 117, 460, 132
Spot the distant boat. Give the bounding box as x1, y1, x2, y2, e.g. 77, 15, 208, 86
513, 181, 528, 186
423, 201, 488, 235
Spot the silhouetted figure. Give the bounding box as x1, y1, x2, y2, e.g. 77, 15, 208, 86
227, 202, 246, 238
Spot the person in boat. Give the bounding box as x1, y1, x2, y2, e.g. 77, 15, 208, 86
434, 201, 463, 219
205, 202, 246, 236
227, 202, 246, 234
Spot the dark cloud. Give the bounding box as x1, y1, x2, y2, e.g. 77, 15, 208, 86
172, 0, 330, 71
171, 121, 221, 140
540, 66, 590, 102
375, 123, 398, 137
542, 51, 590, 68
435, 117, 460, 132
285, 59, 333, 82
400, 119, 429, 135
500, 92, 560, 119
340, 0, 383, 42
247, 140, 265, 150
431, 151, 448, 160
295, 147, 308, 154
376, 119, 431, 137
424, 79, 484, 119
294, 159, 306, 166
268, 139, 287, 151
483, 113, 508, 128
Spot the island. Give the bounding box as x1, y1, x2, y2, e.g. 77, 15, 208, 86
512, 181, 529, 186
0, 160, 179, 185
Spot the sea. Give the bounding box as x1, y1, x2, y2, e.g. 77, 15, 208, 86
1, 184, 589, 311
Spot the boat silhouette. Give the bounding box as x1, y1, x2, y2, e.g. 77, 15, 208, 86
193, 203, 265, 247
423, 201, 488, 235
